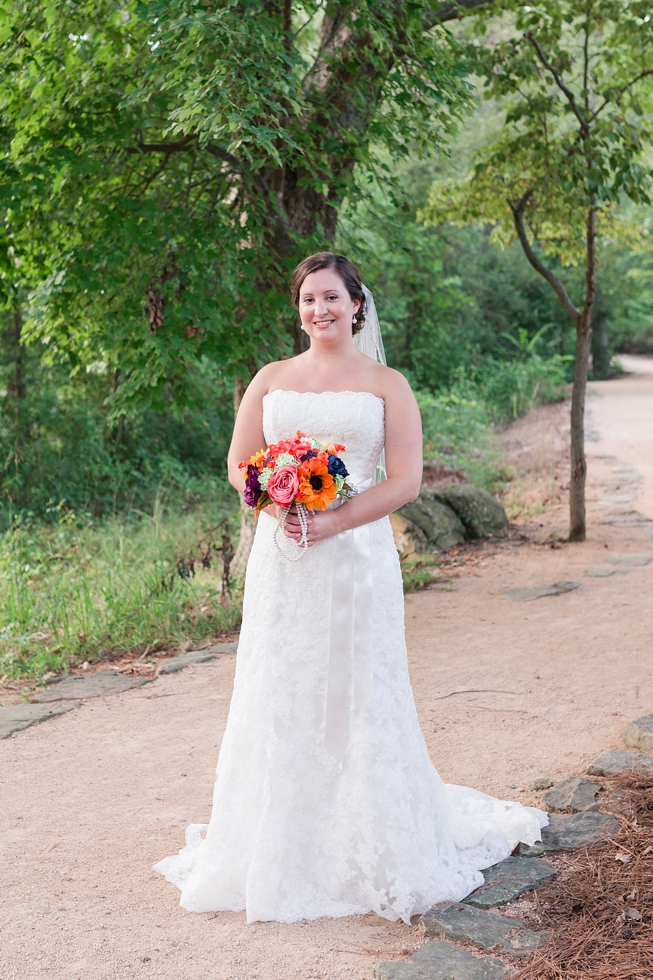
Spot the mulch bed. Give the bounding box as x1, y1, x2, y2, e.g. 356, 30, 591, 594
513, 773, 653, 979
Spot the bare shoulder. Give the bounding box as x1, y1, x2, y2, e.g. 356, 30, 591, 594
243, 359, 294, 401
373, 364, 417, 403
248, 356, 305, 396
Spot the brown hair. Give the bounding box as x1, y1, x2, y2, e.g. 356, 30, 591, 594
290, 252, 366, 335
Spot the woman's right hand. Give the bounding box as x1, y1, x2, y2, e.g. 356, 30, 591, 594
283, 503, 314, 542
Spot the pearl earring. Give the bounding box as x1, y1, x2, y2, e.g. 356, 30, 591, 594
352, 315, 358, 325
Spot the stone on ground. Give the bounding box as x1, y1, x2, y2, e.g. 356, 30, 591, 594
0, 702, 80, 739
542, 776, 603, 812
604, 554, 653, 567
530, 778, 554, 791
156, 643, 235, 676
587, 748, 653, 777
463, 856, 557, 909
398, 491, 465, 551
624, 714, 653, 752
505, 581, 581, 602
31, 671, 152, 702
421, 902, 525, 948
374, 940, 510, 980
586, 568, 630, 578
389, 513, 429, 557
516, 811, 619, 856
437, 485, 509, 539
419, 900, 545, 955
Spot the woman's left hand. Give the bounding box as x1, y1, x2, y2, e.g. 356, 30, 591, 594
284, 506, 340, 547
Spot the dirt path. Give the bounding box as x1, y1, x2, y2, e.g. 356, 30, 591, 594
2, 361, 653, 980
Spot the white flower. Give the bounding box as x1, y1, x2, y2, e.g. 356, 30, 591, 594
276, 452, 297, 467
258, 467, 272, 489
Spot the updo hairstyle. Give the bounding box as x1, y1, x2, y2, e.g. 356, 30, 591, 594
290, 252, 366, 335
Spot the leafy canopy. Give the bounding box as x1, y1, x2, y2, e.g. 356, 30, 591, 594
423, 0, 653, 268
0, 0, 472, 410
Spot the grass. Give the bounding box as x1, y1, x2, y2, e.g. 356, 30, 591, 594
0, 499, 242, 683
416, 353, 568, 493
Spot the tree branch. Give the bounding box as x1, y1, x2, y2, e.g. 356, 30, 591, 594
524, 31, 589, 136
125, 133, 196, 155
591, 67, 653, 121
431, 0, 496, 23
508, 190, 580, 327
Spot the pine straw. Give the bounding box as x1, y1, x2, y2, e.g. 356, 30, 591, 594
513, 773, 653, 980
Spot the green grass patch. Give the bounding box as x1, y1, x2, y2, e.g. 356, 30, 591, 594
416, 353, 568, 493
400, 553, 453, 593
0, 500, 242, 683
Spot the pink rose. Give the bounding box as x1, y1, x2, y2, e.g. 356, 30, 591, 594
267, 465, 299, 507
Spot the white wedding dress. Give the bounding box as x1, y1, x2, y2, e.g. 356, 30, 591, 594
155, 390, 547, 924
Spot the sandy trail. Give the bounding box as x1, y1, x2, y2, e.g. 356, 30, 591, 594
2, 360, 653, 980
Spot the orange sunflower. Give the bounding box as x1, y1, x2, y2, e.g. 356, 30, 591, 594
297, 457, 337, 511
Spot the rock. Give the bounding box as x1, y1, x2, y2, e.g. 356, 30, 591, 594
604, 554, 653, 567
624, 715, 653, 752
155, 643, 236, 676
586, 568, 630, 578
374, 940, 510, 980
421, 901, 525, 948
516, 811, 619, 856
587, 749, 653, 777
419, 901, 545, 955
398, 491, 466, 551
464, 857, 557, 909
31, 672, 152, 702
390, 513, 429, 557
505, 581, 581, 602
530, 778, 554, 791
600, 512, 653, 527
622, 907, 643, 922
542, 776, 603, 813
437, 485, 509, 539
0, 702, 80, 739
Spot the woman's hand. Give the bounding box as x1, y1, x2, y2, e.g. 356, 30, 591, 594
284, 505, 340, 547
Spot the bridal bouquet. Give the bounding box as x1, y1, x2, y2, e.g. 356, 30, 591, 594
239, 431, 356, 561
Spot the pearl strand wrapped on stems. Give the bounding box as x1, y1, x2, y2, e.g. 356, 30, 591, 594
274, 503, 309, 561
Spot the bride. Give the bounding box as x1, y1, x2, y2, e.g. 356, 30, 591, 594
154, 251, 547, 924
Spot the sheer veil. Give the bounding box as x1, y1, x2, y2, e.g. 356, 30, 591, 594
354, 285, 387, 482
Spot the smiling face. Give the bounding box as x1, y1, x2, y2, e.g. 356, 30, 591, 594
298, 269, 361, 345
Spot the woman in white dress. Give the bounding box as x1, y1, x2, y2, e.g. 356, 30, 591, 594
155, 252, 547, 924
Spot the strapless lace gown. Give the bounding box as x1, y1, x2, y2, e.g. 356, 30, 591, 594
155, 390, 547, 923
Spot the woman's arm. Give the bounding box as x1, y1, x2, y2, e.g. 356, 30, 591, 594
286, 370, 422, 545
226, 366, 274, 494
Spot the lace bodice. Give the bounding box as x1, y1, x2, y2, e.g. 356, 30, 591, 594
263, 389, 385, 490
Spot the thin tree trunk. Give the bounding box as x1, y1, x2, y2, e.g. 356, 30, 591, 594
230, 375, 258, 574
569, 205, 597, 543
590, 299, 610, 379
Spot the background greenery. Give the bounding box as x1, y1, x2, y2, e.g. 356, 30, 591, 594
1, 0, 652, 680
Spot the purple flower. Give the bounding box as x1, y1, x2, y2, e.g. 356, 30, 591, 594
327, 453, 349, 478
244, 464, 262, 507
300, 449, 318, 462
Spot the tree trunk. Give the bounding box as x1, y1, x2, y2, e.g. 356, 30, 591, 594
569, 320, 592, 541
569, 205, 597, 543
230, 375, 258, 575
590, 297, 610, 379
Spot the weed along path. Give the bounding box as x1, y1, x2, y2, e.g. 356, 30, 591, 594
2, 361, 653, 980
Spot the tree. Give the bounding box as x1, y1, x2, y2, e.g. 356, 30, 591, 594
423, 0, 653, 540
0, 0, 491, 409
0, 0, 494, 555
